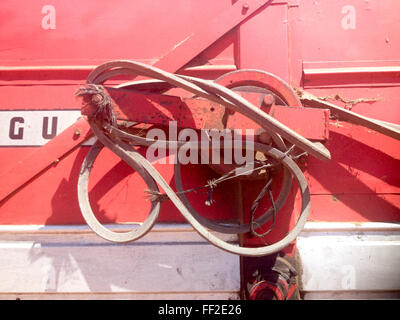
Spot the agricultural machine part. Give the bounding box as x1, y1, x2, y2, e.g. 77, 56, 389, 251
76, 60, 313, 257
75, 59, 399, 257
85, 60, 331, 161
173, 69, 302, 235
244, 253, 301, 300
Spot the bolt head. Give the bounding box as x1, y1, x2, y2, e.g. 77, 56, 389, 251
263, 94, 275, 107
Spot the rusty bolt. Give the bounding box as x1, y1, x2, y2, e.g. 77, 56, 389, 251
74, 129, 81, 136
263, 94, 275, 107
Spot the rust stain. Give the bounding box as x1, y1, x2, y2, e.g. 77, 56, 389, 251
317, 93, 379, 110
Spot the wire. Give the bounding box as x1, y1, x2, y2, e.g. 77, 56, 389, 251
249, 178, 277, 238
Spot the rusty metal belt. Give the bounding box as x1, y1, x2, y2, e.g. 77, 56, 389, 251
76, 60, 311, 257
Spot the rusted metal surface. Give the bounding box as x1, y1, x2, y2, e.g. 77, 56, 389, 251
296, 89, 400, 141
86, 86, 330, 141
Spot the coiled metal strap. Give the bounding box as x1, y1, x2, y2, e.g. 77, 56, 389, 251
77, 60, 311, 257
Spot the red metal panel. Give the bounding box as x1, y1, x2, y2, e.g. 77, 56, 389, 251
268, 105, 329, 141
286, 0, 400, 222
0, 118, 91, 202
0, 0, 235, 66
0, 0, 243, 85
0, 86, 81, 109
105, 87, 329, 139
0, 147, 245, 225
0, 0, 274, 85
305, 117, 400, 195
296, 0, 400, 64
302, 61, 400, 88
237, 2, 289, 80
288, 0, 400, 85
151, 0, 272, 73
0, 0, 399, 229
309, 194, 400, 222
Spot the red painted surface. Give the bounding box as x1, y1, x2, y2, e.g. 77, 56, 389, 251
0, 0, 399, 235
0, 118, 92, 202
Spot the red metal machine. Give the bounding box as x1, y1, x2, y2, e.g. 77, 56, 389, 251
0, 0, 399, 299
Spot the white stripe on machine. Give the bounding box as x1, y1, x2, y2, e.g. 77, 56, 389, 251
0, 110, 93, 146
